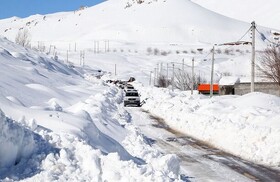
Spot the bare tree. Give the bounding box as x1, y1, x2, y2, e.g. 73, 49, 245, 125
174, 70, 207, 91
258, 46, 280, 86
174, 70, 190, 90
157, 75, 169, 88
15, 28, 31, 47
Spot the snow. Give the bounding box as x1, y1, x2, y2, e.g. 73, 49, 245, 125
0, 37, 181, 181
0, 0, 274, 49
136, 83, 280, 167
219, 76, 240, 85
0, 110, 36, 170
0, 0, 280, 180
191, 0, 280, 30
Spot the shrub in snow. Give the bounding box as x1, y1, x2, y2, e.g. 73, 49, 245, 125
216, 48, 222, 54
160, 50, 168, 56
15, 28, 31, 48
153, 48, 159, 55
146, 47, 152, 55
182, 50, 188, 54
0, 110, 36, 169
190, 49, 196, 54
157, 75, 169, 88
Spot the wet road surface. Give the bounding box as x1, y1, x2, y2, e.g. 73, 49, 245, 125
127, 107, 280, 182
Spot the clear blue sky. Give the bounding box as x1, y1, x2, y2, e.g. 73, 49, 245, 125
0, 0, 105, 19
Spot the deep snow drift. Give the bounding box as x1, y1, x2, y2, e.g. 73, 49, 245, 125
0, 37, 181, 181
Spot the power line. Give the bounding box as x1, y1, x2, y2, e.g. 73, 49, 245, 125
221, 27, 252, 50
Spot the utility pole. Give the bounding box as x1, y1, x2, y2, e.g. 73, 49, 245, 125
251, 21, 256, 92
156, 63, 159, 78
149, 71, 152, 86
66, 50, 68, 63
172, 63, 175, 92
191, 57, 194, 95
114, 64, 117, 76
107, 40, 110, 52
79, 50, 85, 66
182, 59, 185, 73
154, 68, 157, 86
210, 46, 215, 98
166, 63, 169, 80
160, 62, 163, 76
80, 51, 82, 65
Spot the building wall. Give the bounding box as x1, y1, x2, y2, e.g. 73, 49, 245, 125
219, 85, 235, 95
235, 82, 280, 96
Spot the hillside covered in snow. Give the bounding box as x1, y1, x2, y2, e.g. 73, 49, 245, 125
0, 0, 275, 50
191, 0, 280, 30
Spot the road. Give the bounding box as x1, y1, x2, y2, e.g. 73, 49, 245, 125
126, 107, 280, 182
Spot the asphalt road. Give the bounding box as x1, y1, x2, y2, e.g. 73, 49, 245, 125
127, 107, 280, 182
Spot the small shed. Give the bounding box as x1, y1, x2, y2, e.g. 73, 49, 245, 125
219, 76, 240, 95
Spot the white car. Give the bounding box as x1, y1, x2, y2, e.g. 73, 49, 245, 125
124, 85, 134, 92
124, 90, 141, 107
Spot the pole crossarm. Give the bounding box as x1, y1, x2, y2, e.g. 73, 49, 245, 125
217, 41, 251, 46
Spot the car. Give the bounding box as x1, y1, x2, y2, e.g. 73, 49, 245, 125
124, 90, 141, 107
124, 84, 135, 92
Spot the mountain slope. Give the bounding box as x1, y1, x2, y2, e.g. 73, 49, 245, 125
0, 0, 269, 47
191, 0, 280, 30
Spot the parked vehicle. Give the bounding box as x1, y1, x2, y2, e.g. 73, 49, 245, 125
124, 90, 141, 107
124, 84, 134, 92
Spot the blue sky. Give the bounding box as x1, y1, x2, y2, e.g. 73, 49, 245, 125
0, 0, 105, 19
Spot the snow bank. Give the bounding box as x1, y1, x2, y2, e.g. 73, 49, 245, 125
138, 85, 280, 167
0, 110, 36, 170
0, 36, 181, 180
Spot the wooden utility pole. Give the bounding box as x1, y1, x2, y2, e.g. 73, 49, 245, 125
107, 40, 110, 52
166, 63, 169, 81
210, 46, 215, 98
182, 58, 185, 73
251, 21, 256, 92
160, 62, 163, 78
154, 68, 157, 86
191, 57, 194, 95
172, 63, 175, 92
66, 50, 68, 63
149, 71, 152, 86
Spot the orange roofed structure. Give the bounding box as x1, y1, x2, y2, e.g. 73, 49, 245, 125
198, 84, 219, 94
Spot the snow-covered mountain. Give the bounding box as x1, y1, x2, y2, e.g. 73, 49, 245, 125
191, 0, 280, 30
0, 0, 274, 48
